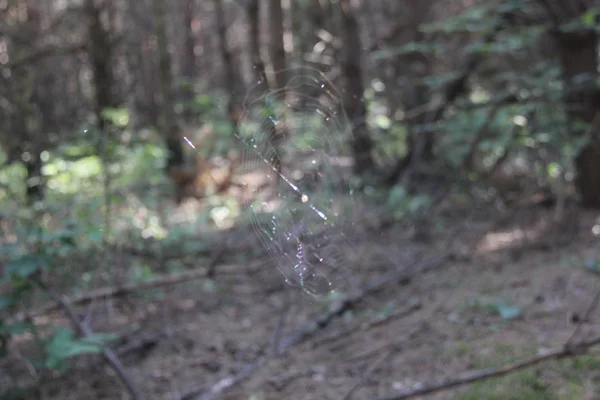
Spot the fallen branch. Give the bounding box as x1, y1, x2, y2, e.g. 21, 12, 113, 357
181, 252, 451, 400
33, 278, 145, 400
565, 286, 600, 347
278, 253, 449, 354
312, 298, 422, 350
342, 351, 391, 400
375, 336, 600, 400
8, 260, 266, 324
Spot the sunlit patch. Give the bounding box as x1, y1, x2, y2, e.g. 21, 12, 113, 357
476, 225, 544, 254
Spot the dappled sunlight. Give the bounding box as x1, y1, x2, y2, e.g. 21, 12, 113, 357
475, 212, 550, 254
477, 228, 536, 253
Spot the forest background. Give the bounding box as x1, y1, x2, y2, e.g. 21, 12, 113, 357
2, 0, 600, 399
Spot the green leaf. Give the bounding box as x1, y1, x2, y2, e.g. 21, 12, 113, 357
497, 304, 521, 320
1, 321, 34, 335
0, 296, 12, 311
488, 301, 521, 320
44, 327, 114, 371
584, 258, 600, 273
6, 255, 40, 279
582, 8, 599, 28
101, 108, 130, 127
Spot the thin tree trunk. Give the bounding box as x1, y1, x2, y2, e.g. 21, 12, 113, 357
213, 0, 241, 127
538, 0, 600, 208
15, 3, 44, 204
247, 0, 268, 89
556, 29, 600, 207
181, 0, 197, 123
268, 0, 286, 91
86, 0, 115, 132
339, 0, 374, 174
152, 0, 184, 176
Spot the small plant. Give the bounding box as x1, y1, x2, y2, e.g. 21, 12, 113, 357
386, 184, 432, 220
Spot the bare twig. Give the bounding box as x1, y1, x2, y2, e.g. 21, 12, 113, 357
33, 278, 144, 400
375, 336, 600, 400
565, 287, 600, 347
181, 253, 450, 400
277, 254, 450, 354
342, 351, 391, 400
343, 324, 425, 364
8, 260, 264, 324
181, 354, 269, 400
271, 288, 294, 355
312, 298, 422, 350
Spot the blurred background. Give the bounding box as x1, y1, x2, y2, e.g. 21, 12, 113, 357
2, 0, 600, 399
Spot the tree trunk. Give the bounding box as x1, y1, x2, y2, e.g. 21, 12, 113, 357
247, 0, 268, 89
556, 29, 600, 207
180, 0, 197, 123
268, 0, 286, 91
152, 0, 184, 173
14, 3, 45, 204
86, 0, 115, 132
213, 0, 241, 127
25, 152, 44, 203
339, 0, 374, 174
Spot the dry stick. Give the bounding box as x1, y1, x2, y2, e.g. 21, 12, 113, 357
270, 288, 294, 355
33, 278, 145, 400
181, 253, 451, 400
8, 259, 267, 324
313, 298, 422, 350
182, 354, 269, 400
342, 351, 391, 400
375, 336, 600, 400
343, 324, 425, 365
278, 253, 450, 354
565, 286, 600, 347
9, 268, 210, 323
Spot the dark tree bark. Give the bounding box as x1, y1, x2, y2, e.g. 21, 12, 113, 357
247, 0, 268, 90
180, 0, 198, 123
213, 0, 241, 127
85, 0, 116, 131
556, 29, 600, 207
268, 0, 286, 91
538, 0, 600, 207
152, 0, 184, 173
14, 2, 45, 204
339, 0, 374, 174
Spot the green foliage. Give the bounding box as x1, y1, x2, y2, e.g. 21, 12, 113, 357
485, 300, 521, 320
43, 326, 116, 372
420, 1, 504, 34
101, 108, 130, 128
386, 185, 432, 220
371, 42, 444, 61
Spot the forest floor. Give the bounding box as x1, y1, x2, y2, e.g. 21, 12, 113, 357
3, 193, 600, 400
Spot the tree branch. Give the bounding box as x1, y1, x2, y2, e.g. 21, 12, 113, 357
8, 257, 241, 324
181, 253, 451, 400
375, 336, 600, 400
33, 278, 145, 400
